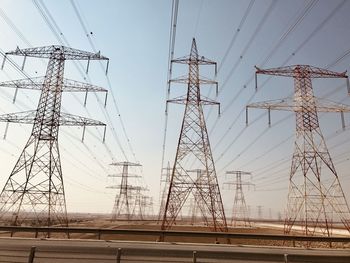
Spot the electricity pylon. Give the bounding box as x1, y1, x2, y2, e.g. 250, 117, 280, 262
224, 171, 253, 227
247, 65, 350, 236
257, 205, 263, 220
0, 45, 108, 227
184, 169, 205, 225
158, 162, 172, 222
141, 195, 154, 219
131, 186, 147, 220
161, 38, 228, 233
107, 161, 141, 220
188, 197, 198, 225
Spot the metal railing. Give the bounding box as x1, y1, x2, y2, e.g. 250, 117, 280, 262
0, 225, 349, 245
21, 245, 348, 263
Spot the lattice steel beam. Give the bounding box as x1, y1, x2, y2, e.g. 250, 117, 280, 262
248, 64, 350, 237
161, 38, 227, 235
0, 45, 108, 230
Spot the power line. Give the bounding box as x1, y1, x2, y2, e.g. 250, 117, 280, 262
0, 10, 113, 165
213, 0, 348, 172
208, 0, 319, 143
221, 45, 350, 177
32, 0, 124, 162
0, 7, 32, 47
217, 0, 255, 74
0, 13, 113, 180
249, 99, 350, 187
218, 0, 278, 97
69, 0, 150, 188
69, 0, 134, 163
0, 9, 117, 194
160, 0, 179, 175
193, 0, 204, 36
205, 0, 256, 131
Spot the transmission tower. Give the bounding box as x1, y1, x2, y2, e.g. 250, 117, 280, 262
257, 205, 263, 220
131, 186, 148, 220
107, 161, 141, 221
187, 169, 206, 225
141, 195, 154, 219
187, 198, 197, 225
0, 45, 108, 227
161, 38, 228, 232
158, 162, 172, 222
247, 65, 350, 236
224, 171, 253, 227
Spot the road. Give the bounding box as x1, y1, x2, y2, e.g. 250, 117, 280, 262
0, 237, 349, 262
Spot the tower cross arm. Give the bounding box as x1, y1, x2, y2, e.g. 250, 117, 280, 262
247, 98, 350, 112
110, 162, 141, 167
167, 95, 187, 105
172, 55, 217, 66
200, 97, 220, 107
255, 65, 347, 79
106, 185, 125, 189
170, 75, 218, 86
58, 113, 106, 126
0, 77, 107, 93
226, 170, 251, 175
167, 96, 220, 106
6, 45, 109, 61
0, 110, 36, 124
129, 186, 147, 191
224, 181, 254, 186
0, 77, 45, 91
0, 111, 106, 126
108, 173, 141, 178
61, 78, 107, 93
107, 185, 144, 190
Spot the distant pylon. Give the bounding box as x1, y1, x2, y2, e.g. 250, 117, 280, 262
257, 205, 263, 220
247, 65, 350, 236
161, 38, 228, 232
0, 46, 108, 227
108, 161, 141, 221
141, 195, 154, 219
158, 162, 172, 222
187, 169, 206, 225
188, 198, 197, 225
131, 186, 147, 220
224, 171, 253, 227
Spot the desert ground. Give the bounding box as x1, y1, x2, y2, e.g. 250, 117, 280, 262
1, 214, 348, 249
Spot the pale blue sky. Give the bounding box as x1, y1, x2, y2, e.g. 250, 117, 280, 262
0, 0, 350, 218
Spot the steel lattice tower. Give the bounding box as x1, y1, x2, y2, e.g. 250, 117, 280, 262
186, 169, 206, 225
247, 65, 350, 236
0, 45, 108, 227
225, 171, 252, 227
108, 161, 141, 221
257, 205, 263, 220
131, 186, 146, 220
158, 162, 172, 222
188, 197, 198, 225
161, 38, 228, 232
141, 195, 154, 219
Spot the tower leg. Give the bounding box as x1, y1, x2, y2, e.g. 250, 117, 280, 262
0, 137, 68, 227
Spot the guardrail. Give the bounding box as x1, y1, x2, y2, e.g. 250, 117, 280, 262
14, 244, 350, 263
0, 225, 349, 246
20, 245, 350, 263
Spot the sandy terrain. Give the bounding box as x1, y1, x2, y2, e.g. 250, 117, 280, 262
0, 215, 349, 249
